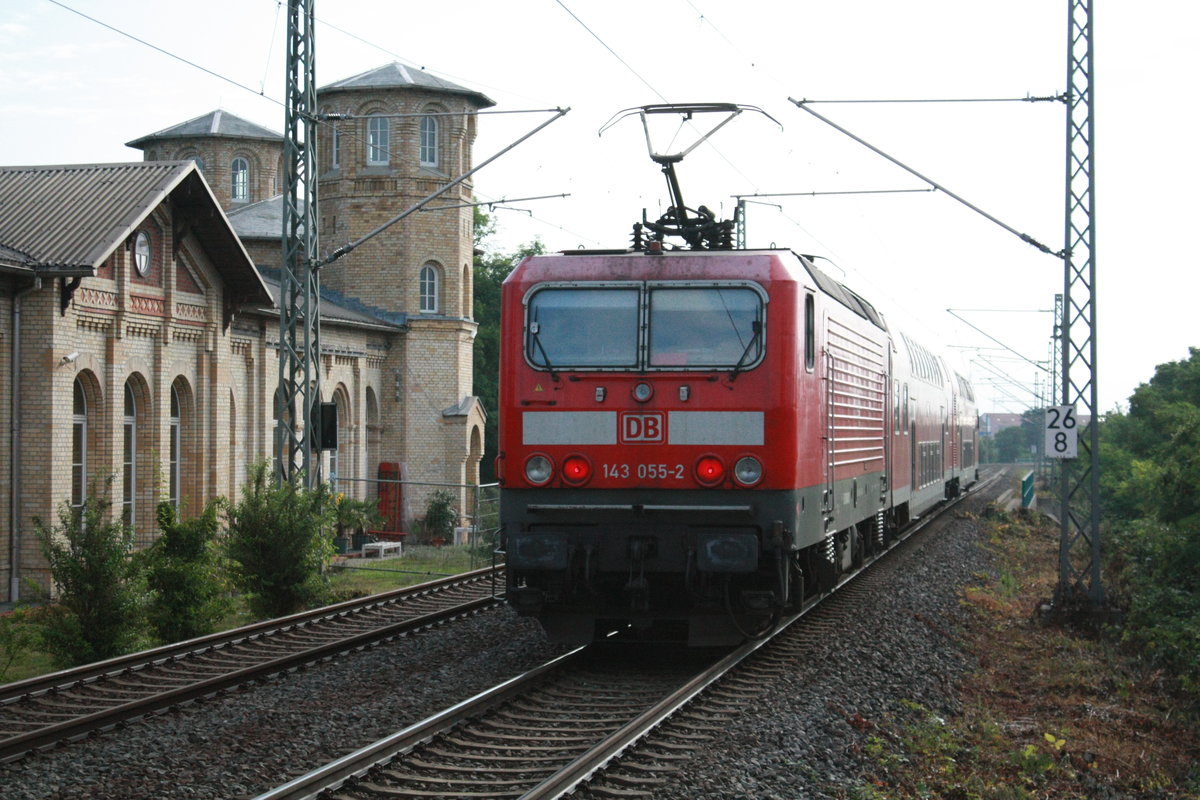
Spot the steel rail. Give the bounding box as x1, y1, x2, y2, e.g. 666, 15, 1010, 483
1, 565, 501, 705
255, 469, 1005, 800
521, 468, 1006, 799
0, 566, 504, 762
253, 647, 590, 800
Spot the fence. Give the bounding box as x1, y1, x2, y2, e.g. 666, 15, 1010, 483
332, 472, 501, 571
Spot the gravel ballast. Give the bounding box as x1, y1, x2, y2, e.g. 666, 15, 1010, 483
2, 493, 995, 800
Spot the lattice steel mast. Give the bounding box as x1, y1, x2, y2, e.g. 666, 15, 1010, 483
1057, 0, 1103, 607
276, 0, 322, 486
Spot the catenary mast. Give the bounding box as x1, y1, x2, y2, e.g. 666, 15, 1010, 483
276, 0, 322, 486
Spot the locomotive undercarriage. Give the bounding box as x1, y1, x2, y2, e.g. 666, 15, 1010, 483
502, 486, 900, 646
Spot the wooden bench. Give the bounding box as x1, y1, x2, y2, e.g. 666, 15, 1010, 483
361, 540, 403, 558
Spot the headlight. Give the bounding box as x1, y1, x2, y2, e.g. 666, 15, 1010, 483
524, 454, 553, 485
733, 456, 763, 486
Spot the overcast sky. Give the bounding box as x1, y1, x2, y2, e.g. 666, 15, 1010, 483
2, 0, 1195, 415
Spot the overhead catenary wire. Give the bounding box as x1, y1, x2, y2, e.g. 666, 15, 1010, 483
789, 97, 1062, 259
322, 108, 571, 266
46, 0, 276, 101
946, 308, 1049, 374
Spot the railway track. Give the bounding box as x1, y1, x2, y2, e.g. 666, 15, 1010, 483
257, 469, 1004, 800
0, 565, 505, 763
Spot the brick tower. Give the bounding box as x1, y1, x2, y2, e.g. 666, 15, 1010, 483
314, 63, 494, 515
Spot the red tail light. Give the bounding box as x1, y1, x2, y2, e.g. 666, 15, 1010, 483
695, 456, 725, 485
561, 455, 592, 485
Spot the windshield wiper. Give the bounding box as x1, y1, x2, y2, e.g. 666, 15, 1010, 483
529, 321, 560, 382
729, 320, 762, 381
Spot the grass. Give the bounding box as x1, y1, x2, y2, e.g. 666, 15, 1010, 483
327, 544, 496, 598
0, 544, 495, 686
847, 508, 1200, 799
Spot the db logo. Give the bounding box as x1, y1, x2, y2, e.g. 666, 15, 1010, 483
620, 412, 665, 443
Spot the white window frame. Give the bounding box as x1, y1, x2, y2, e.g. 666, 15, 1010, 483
123, 382, 137, 529
72, 379, 88, 512
331, 124, 340, 168
367, 117, 389, 165
169, 385, 181, 511
231, 157, 249, 202
419, 264, 440, 313
419, 115, 438, 167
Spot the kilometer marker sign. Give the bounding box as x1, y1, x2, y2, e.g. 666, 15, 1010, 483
1045, 405, 1078, 459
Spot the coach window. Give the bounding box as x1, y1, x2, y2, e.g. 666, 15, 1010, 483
526, 287, 639, 369
648, 285, 763, 369
804, 294, 815, 371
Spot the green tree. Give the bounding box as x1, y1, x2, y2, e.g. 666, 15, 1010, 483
225, 462, 334, 619
472, 207, 544, 482
1101, 347, 1200, 526
142, 499, 231, 644
1098, 347, 1200, 696
33, 492, 144, 666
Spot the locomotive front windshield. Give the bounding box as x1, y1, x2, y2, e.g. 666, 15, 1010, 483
525, 283, 765, 371
526, 288, 640, 368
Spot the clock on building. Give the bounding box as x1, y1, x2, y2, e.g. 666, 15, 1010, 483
134, 230, 150, 276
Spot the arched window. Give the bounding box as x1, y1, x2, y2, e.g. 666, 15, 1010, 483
462, 263, 471, 319
229, 390, 240, 497
72, 378, 89, 511
122, 381, 137, 528
169, 384, 182, 510
365, 387, 380, 503
419, 115, 439, 167
367, 116, 389, 165
419, 263, 440, 313
331, 124, 341, 168
231, 157, 249, 201
331, 386, 351, 493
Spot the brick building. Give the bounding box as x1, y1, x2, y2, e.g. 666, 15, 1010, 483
0, 64, 492, 601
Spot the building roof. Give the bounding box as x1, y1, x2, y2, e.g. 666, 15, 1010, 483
318, 62, 495, 108
256, 268, 408, 331
125, 109, 282, 149
0, 161, 272, 310
227, 195, 287, 240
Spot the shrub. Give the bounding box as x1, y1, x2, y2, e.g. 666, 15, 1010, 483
225, 462, 334, 619
33, 492, 144, 666
0, 607, 38, 683
1110, 519, 1200, 694
142, 499, 232, 644
421, 490, 459, 544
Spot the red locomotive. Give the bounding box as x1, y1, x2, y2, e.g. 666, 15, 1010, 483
496, 105, 977, 645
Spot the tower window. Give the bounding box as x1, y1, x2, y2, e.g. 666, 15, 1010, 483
231, 157, 249, 201
419, 115, 438, 167
368, 117, 389, 165
419, 264, 440, 313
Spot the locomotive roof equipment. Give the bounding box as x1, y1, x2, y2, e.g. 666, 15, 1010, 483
599, 103, 780, 251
